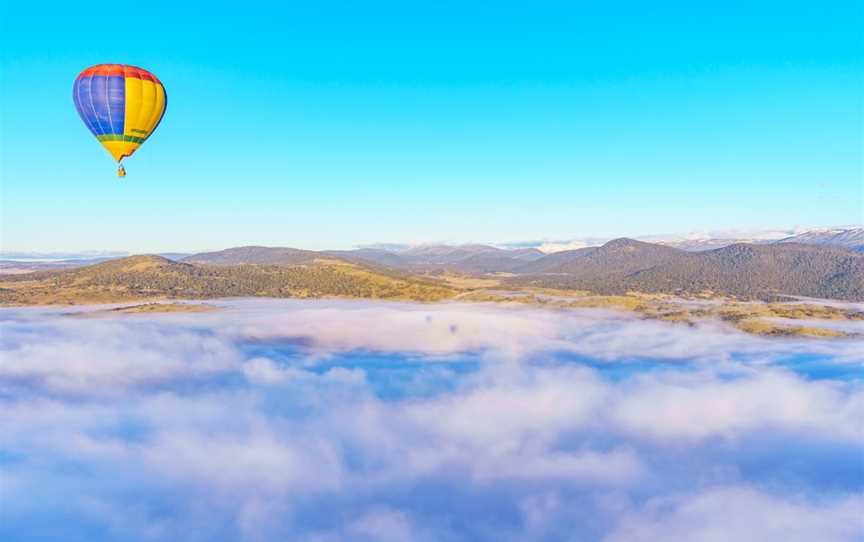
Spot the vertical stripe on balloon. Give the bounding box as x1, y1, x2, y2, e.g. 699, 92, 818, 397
73, 64, 167, 162
107, 75, 126, 135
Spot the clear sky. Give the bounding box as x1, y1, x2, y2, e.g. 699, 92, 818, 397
1, 1, 861, 252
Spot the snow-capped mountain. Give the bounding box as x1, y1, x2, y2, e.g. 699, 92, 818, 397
646, 227, 864, 252
641, 228, 800, 251
651, 237, 775, 251
505, 227, 863, 253
774, 228, 864, 252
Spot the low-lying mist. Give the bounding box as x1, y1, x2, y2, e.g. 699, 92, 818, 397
1, 299, 862, 541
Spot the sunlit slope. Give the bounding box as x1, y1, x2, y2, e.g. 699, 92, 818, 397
0, 255, 457, 305
2, 238, 862, 305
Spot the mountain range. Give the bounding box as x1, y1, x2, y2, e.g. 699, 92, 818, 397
511, 239, 863, 300
774, 228, 864, 251
641, 227, 864, 252
167, 236, 864, 301
172, 232, 864, 301
2, 234, 862, 303
0, 255, 455, 305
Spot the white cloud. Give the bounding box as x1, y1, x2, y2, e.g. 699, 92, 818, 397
345, 509, 418, 542
1, 300, 861, 541
142, 431, 345, 494
405, 365, 607, 448
611, 370, 864, 442
536, 239, 597, 253
0, 317, 240, 393
605, 487, 864, 542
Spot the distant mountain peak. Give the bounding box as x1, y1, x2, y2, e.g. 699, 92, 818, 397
602, 238, 650, 249
182, 246, 320, 265
600, 238, 684, 255
402, 244, 501, 256
775, 227, 864, 252
87, 254, 180, 273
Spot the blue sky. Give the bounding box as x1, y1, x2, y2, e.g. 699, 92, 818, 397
1, 1, 861, 252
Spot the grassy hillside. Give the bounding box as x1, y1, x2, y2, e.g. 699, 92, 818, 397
0, 255, 457, 305
3, 239, 863, 305
514, 240, 864, 301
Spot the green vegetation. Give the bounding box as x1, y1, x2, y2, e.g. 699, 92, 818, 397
0, 255, 457, 305
511, 240, 864, 301
1, 254, 860, 340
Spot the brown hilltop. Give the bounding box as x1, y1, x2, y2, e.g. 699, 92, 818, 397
89, 254, 176, 270
1, 238, 862, 305
0, 253, 457, 306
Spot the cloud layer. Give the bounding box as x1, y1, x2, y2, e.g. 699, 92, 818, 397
1, 299, 862, 541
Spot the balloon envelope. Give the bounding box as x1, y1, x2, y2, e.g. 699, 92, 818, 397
72, 64, 167, 163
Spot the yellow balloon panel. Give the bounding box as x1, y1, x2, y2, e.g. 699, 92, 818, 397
74, 64, 167, 173
124, 77, 165, 142
101, 140, 142, 161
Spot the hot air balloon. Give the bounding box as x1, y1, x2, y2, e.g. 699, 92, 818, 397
72, 64, 166, 178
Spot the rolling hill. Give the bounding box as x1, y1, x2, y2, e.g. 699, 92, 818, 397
0, 255, 457, 305
626, 243, 864, 300
335, 244, 546, 273
514, 239, 689, 275
181, 246, 322, 265
183, 244, 547, 274
2, 237, 862, 305
514, 240, 864, 300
